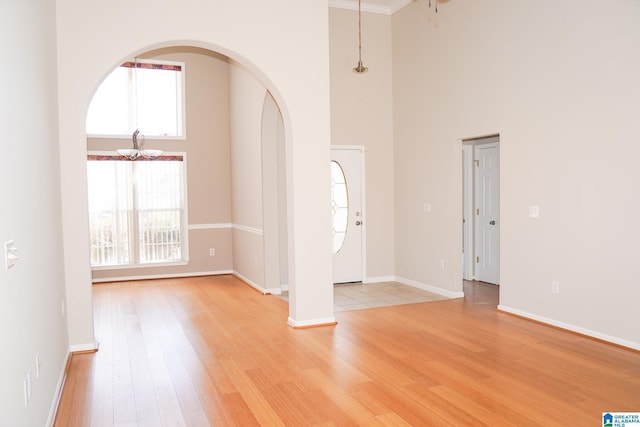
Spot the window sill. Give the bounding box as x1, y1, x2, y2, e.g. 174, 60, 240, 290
91, 260, 189, 271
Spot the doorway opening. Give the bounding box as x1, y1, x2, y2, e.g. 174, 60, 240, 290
462, 135, 500, 286
86, 46, 292, 296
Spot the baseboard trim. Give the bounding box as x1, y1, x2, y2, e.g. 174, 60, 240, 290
498, 305, 640, 352
69, 342, 99, 353
48, 342, 100, 426
92, 270, 234, 283
287, 316, 337, 329
395, 276, 465, 299
364, 275, 395, 284
47, 350, 72, 427
232, 271, 270, 295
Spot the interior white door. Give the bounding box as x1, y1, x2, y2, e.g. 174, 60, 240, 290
475, 143, 499, 284
331, 148, 363, 284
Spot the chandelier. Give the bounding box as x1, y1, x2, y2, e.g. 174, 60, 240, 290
117, 129, 162, 160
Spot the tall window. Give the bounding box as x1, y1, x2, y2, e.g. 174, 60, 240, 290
87, 155, 188, 267
86, 60, 184, 137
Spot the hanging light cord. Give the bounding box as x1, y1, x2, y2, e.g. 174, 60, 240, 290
357, 0, 363, 62
353, 0, 368, 73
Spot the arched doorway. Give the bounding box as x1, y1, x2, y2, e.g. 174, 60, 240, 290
84, 45, 293, 339
57, 4, 334, 348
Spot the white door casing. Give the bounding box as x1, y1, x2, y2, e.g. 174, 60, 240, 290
331, 147, 364, 284
475, 143, 500, 284
462, 145, 474, 280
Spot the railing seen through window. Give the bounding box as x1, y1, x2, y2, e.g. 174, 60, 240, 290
87, 154, 187, 267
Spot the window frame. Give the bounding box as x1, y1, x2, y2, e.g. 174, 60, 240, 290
86, 58, 187, 140
87, 151, 190, 270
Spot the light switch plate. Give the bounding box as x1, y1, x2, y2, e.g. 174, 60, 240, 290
4, 240, 18, 270
529, 206, 540, 218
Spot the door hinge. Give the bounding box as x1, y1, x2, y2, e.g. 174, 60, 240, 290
476, 256, 479, 263
475, 160, 480, 167
476, 208, 480, 215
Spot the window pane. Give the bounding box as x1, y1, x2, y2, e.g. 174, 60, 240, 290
135, 161, 184, 263
87, 157, 186, 267
139, 209, 182, 263
86, 67, 132, 135
86, 61, 183, 137
137, 68, 182, 136
331, 161, 349, 254
87, 161, 132, 265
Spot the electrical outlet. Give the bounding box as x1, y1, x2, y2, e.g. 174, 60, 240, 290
61, 300, 65, 317
423, 203, 432, 213
209, 248, 215, 256
551, 280, 560, 294
439, 259, 445, 269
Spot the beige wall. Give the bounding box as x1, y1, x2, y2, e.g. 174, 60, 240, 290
89, 48, 234, 281
329, 8, 395, 281
229, 60, 267, 289
392, 0, 640, 348
262, 92, 289, 292
0, 0, 69, 425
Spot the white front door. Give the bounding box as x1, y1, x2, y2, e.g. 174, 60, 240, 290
475, 143, 499, 284
331, 148, 363, 284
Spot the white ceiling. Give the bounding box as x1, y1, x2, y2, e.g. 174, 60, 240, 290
329, 0, 413, 15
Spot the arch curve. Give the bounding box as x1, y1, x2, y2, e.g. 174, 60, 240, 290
57, 2, 333, 347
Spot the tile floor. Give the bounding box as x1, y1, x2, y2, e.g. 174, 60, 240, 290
276, 281, 450, 311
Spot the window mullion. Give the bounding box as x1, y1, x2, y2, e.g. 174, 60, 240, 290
131, 162, 140, 264
129, 67, 137, 135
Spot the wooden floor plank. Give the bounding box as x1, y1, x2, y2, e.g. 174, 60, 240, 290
53, 276, 640, 426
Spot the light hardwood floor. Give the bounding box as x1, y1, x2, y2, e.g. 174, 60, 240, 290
54, 275, 640, 426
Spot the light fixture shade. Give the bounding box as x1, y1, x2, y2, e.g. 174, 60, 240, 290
353, 60, 368, 73
141, 149, 163, 159
117, 148, 141, 160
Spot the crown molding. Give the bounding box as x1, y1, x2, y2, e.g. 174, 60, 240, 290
388, 0, 414, 14
328, 0, 413, 15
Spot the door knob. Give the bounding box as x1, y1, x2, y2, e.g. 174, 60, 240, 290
490, 220, 496, 225
355, 220, 362, 226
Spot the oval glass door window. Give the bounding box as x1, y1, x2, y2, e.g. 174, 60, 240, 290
331, 161, 349, 254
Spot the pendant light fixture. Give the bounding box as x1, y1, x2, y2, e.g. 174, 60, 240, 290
117, 59, 163, 160
353, 0, 368, 73
117, 129, 162, 160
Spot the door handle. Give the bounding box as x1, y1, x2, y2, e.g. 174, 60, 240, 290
355, 221, 362, 226
489, 220, 496, 225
